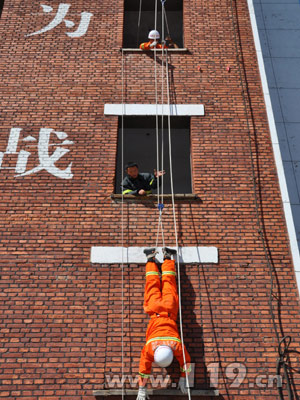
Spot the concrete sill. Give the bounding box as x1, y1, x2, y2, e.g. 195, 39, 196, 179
111, 194, 201, 202
93, 389, 219, 397
121, 48, 188, 53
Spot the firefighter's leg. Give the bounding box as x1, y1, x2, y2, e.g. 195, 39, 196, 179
143, 261, 162, 315
161, 258, 179, 319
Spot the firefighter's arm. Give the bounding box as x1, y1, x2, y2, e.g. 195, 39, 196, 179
175, 345, 192, 394
175, 344, 192, 377
149, 41, 158, 48
121, 178, 139, 196
122, 188, 139, 195
147, 173, 157, 190
140, 42, 151, 50
157, 42, 168, 49
137, 386, 149, 400
138, 346, 153, 387
151, 170, 166, 189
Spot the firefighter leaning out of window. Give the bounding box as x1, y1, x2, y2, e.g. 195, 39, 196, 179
140, 29, 178, 50
121, 162, 165, 196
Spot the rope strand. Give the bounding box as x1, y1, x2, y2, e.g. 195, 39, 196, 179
137, 0, 142, 47
121, 49, 125, 400
154, 0, 160, 211
154, 0, 167, 248
154, 0, 163, 249
161, 1, 165, 207
165, 48, 192, 400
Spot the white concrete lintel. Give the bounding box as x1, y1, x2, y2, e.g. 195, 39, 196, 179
90, 246, 218, 264
104, 104, 205, 117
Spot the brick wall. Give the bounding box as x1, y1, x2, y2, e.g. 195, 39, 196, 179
0, 0, 299, 399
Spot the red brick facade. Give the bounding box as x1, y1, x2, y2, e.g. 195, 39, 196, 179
0, 0, 299, 399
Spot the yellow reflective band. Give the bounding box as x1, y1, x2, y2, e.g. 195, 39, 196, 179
162, 271, 176, 276
149, 179, 154, 185
146, 190, 152, 194
146, 271, 159, 277
146, 336, 181, 345
180, 365, 192, 373
123, 189, 133, 195
139, 372, 150, 378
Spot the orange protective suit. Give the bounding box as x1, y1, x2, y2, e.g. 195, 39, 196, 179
139, 41, 167, 50
138, 259, 191, 386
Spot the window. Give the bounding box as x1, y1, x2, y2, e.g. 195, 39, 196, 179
115, 116, 192, 194
0, 0, 5, 18
123, 0, 183, 49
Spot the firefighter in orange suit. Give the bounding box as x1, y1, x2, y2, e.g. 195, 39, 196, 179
139, 30, 167, 51
136, 247, 191, 400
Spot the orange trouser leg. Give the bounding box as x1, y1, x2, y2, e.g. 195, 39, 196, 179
143, 262, 162, 315
161, 259, 179, 320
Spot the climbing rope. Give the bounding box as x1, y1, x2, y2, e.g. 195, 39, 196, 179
165, 46, 192, 400
137, 0, 143, 47
121, 48, 125, 400
154, 0, 166, 249
151, 1, 191, 396
155, 2, 166, 249
121, 2, 191, 397
161, 0, 165, 208
164, 5, 171, 39
154, 0, 160, 212
155, 204, 166, 248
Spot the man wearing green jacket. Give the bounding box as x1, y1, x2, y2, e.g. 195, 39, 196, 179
121, 162, 165, 196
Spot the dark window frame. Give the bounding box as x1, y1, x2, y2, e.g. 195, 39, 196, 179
0, 0, 5, 18
115, 116, 193, 195
123, 0, 184, 49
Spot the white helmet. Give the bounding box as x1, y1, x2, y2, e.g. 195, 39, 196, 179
148, 30, 160, 40
154, 345, 173, 368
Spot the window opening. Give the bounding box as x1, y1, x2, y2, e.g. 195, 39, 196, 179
0, 0, 5, 18
115, 116, 192, 194
123, 0, 183, 49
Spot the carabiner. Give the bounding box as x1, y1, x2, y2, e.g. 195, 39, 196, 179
158, 203, 164, 211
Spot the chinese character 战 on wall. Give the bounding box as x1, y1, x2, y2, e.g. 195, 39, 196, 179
0, 128, 74, 180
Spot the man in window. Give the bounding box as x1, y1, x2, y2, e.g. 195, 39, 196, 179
121, 162, 165, 196
136, 247, 191, 400
140, 30, 167, 50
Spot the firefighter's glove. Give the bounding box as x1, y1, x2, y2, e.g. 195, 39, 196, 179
178, 377, 189, 394
136, 386, 149, 400
150, 41, 157, 48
